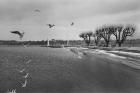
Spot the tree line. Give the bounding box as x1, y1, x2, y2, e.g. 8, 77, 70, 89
0, 40, 83, 46
79, 24, 136, 47
1, 39, 140, 47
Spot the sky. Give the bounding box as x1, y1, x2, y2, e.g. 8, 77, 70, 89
0, 0, 140, 41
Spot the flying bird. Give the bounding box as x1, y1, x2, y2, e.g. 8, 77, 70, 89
22, 79, 27, 87
47, 24, 55, 28
23, 73, 29, 78
19, 68, 25, 73
71, 22, 74, 26
10, 31, 25, 40
34, 9, 40, 12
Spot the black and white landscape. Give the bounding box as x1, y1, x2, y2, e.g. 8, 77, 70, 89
0, 0, 140, 93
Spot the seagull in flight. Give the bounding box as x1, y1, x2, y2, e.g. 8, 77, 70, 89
34, 9, 40, 12
10, 31, 25, 40
47, 24, 55, 28
71, 22, 74, 26
22, 79, 27, 87
23, 73, 29, 78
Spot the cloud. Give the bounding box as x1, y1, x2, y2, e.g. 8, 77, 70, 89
0, 0, 140, 23
98, 0, 140, 14
118, 12, 140, 23
0, 0, 140, 40
49, 0, 140, 21
0, 0, 52, 24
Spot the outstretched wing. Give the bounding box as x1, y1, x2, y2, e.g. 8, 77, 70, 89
34, 9, 40, 12
47, 24, 55, 28
11, 31, 21, 35
19, 32, 25, 39
10, 31, 24, 39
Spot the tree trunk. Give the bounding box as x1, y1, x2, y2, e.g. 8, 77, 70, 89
95, 40, 98, 46
106, 42, 109, 47
94, 37, 98, 46
87, 40, 90, 46
105, 40, 109, 47
88, 36, 91, 46
83, 38, 87, 46
85, 39, 89, 46
118, 42, 122, 47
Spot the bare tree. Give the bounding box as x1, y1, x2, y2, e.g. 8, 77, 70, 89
111, 24, 136, 47
79, 32, 88, 45
96, 26, 113, 47
79, 32, 87, 40
79, 32, 93, 46
92, 31, 102, 46
86, 31, 93, 46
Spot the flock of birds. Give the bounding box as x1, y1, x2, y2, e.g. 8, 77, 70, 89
10, 9, 75, 41
7, 9, 74, 93
7, 57, 32, 93
10, 22, 74, 40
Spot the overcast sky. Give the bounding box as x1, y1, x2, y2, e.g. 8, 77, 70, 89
0, 0, 140, 40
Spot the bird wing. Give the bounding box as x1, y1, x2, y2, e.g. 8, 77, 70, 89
11, 31, 19, 33
11, 31, 21, 35
34, 9, 40, 12
11, 31, 25, 39
46, 24, 55, 28
71, 22, 74, 25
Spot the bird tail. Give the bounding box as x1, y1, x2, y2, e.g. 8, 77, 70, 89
19, 32, 25, 40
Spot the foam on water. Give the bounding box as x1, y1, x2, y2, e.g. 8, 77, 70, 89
110, 51, 140, 56
91, 49, 126, 59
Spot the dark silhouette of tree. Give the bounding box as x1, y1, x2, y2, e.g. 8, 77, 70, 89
92, 31, 102, 46
79, 32, 93, 46
111, 24, 136, 47
79, 24, 136, 47
95, 24, 136, 47
79, 32, 87, 40
96, 25, 113, 47
86, 31, 93, 46
79, 32, 87, 45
